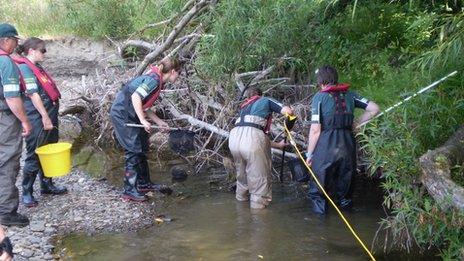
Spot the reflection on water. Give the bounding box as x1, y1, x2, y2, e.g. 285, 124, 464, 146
57, 169, 402, 261
59, 150, 439, 261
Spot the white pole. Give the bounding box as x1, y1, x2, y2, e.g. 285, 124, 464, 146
358, 71, 458, 127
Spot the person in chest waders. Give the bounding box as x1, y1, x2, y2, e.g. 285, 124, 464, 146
229, 87, 294, 209
306, 65, 379, 215
110, 58, 180, 202
14, 37, 67, 208
0, 23, 32, 227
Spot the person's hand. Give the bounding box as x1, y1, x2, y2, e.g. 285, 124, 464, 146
156, 120, 170, 133
305, 157, 312, 166
275, 140, 288, 150
305, 152, 313, 166
0, 247, 12, 261
42, 116, 53, 131
0, 226, 6, 240
140, 119, 151, 133
21, 120, 32, 137
0, 227, 12, 261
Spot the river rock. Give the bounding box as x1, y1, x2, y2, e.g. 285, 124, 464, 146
59, 115, 82, 143
30, 221, 46, 232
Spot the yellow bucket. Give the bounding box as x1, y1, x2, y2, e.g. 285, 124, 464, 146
35, 142, 72, 178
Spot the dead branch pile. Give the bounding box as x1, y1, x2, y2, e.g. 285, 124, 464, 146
62, 0, 314, 173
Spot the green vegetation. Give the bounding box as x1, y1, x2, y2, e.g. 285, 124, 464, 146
2, 0, 463, 259
451, 164, 464, 187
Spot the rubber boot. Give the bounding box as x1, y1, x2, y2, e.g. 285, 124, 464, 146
137, 159, 173, 195
22, 172, 38, 207
338, 198, 353, 211
310, 197, 327, 215
40, 171, 68, 195
0, 212, 29, 227
122, 172, 148, 202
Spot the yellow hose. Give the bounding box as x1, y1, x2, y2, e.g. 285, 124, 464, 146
284, 123, 376, 261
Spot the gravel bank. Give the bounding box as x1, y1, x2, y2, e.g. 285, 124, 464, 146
7, 169, 166, 260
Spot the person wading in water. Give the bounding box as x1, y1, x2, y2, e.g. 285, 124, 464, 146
110, 58, 180, 202
229, 87, 294, 209
306, 65, 379, 214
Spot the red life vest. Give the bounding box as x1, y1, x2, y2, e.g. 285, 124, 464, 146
239, 95, 273, 133
320, 83, 350, 93
321, 83, 351, 116
141, 65, 164, 110
0, 50, 26, 92
11, 56, 61, 102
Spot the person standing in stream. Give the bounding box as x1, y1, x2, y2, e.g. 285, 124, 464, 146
305, 65, 379, 215
110, 58, 181, 202
14, 37, 67, 207
228, 87, 294, 209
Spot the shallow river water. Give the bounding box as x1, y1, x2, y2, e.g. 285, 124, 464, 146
56, 160, 437, 261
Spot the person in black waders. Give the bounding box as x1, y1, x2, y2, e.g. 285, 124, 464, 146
305, 65, 379, 215
14, 37, 67, 207
229, 87, 294, 209
110, 58, 180, 202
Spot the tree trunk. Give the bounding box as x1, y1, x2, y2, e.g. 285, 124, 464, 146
419, 125, 464, 211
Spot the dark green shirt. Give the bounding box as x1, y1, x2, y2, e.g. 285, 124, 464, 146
310, 90, 369, 124
0, 55, 21, 98
126, 74, 160, 103
244, 97, 283, 118
18, 63, 41, 95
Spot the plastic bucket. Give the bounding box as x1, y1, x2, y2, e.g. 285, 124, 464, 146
35, 142, 72, 178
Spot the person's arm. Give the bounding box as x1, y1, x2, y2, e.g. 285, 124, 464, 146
146, 109, 169, 132
271, 140, 288, 149
131, 76, 161, 133
1, 59, 31, 136
131, 93, 151, 133
280, 106, 294, 116
5, 97, 31, 137
29, 93, 53, 130
305, 93, 323, 164
306, 123, 321, 164
19, 64, 53, 130
354, 101, 380, 128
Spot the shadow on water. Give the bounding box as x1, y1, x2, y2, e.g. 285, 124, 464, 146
60, 149, 439, 261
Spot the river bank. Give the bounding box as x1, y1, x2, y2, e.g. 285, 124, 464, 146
7, 167, 170, 260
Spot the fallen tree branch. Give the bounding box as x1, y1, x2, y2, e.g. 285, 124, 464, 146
419, 125, 464, 211
135, 0, 210, 75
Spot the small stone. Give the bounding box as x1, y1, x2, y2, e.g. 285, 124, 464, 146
29, 236, 41, 244
44, 253, 54, 260
30, 221, 46, 232
21, 249, 34, 258
74, 216, 84, 222
44, 227, 56, 234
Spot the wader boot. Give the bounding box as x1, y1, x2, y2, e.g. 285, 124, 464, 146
122, 172, 147, 202
39, 171, 68, 195
137, 157, 173, 195
0, 212, 29, 227
21, 172, 38, 207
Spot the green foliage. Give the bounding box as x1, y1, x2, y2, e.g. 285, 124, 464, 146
3, 0, 464, 258
54, 0, 134, 38
0, 0, 68, 36
1, 0, 188, 38
195, 0, 317, 80
451, 164, 464, 187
